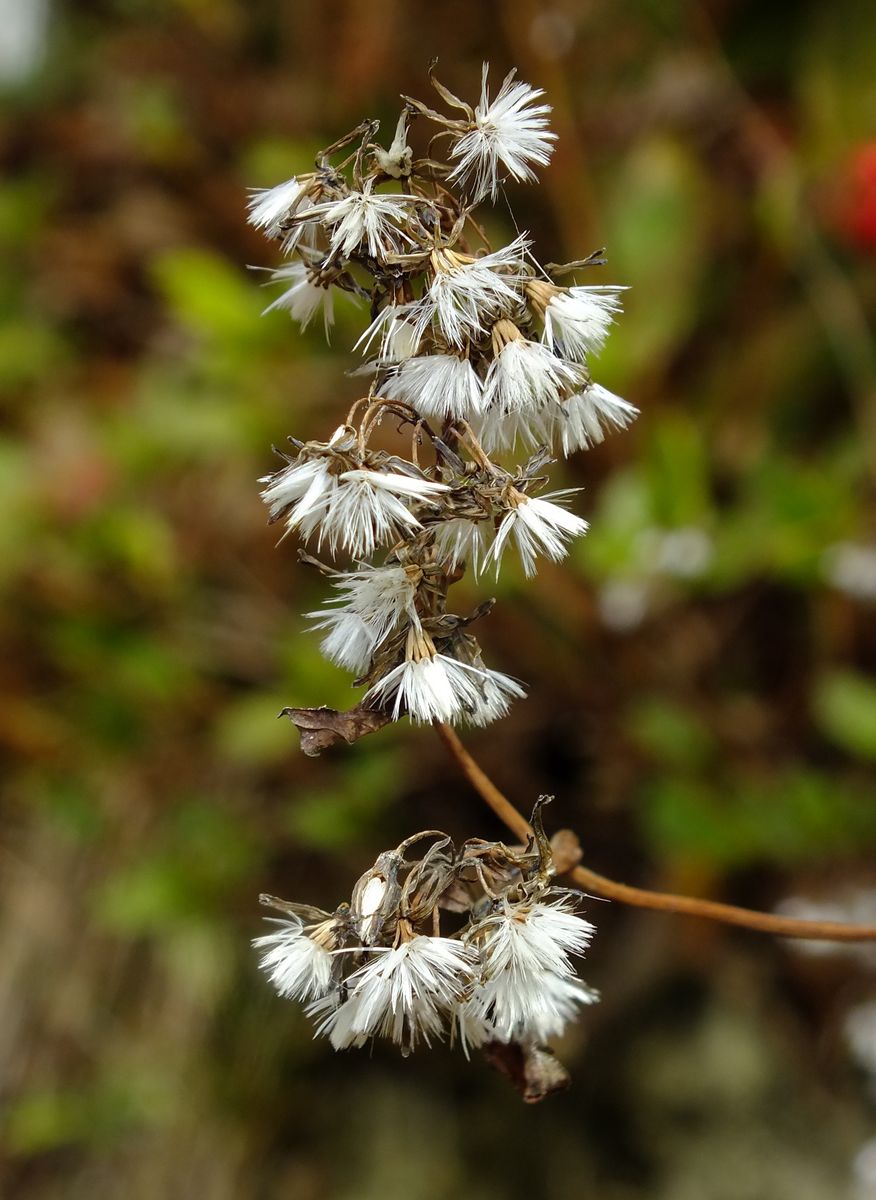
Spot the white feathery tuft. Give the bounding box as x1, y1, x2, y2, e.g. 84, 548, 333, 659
380, 353, 483, 420
263, 260, 334, 336
420, 236, 529, 347
558, 384, 639, 454
542, 287, 626, 360
312, 936, 477, 1052
313, 182, 416, 259
490, 491, 589, 577
449, 65, 556, 201
253, 919, 335, 1002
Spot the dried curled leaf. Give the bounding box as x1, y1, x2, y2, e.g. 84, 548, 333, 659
481, 1041, 571, 1103
279, 703, 392, 756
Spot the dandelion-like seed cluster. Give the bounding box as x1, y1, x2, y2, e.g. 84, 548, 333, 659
247, 64, 636, 731
255, 801, 597, 1095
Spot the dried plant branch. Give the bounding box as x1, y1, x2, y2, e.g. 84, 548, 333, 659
434, 722, 876, 943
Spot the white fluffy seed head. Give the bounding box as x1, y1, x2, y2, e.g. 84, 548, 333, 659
260, 457, 336, 526
318, 563, 420, 645
459, 668, 527, 728
263, 261, 334, 336
482, 339, 581, 415
380, 353, 484, 420
313, 936, 478, 1052
490, 490, 589, 577
455, 972, 599, 1048
311, 470, 446, 559
356, 304, 423, 363
253, 919, 335, 1002
314, 183, 416, 259
542, 287, 626, 360
365, 654, 479, 724
305, 609, 377, 674
477, 404, 551, 455
433, 518, 492, 576
449, 65, 556, 201
557, 384, 639, 454
457, 894, 597, 1044
420, 237, 529, 347
472, 895, 596, 976
247, 176, 306, 237
261, 460, 448, 557
365, 644, 525, 726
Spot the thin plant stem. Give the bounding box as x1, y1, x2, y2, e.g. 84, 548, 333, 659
434, 722, 876, 943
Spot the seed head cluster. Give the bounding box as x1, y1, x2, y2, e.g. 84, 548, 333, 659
247, 64, 635, 728
254, 804, 597, 1065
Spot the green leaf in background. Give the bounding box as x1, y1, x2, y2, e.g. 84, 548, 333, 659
285, 747, 403, 851
213, 692, 304, 767
626, 697, 717, 770
151, 247, 267, 345
95, 800, 261, 932
28, 774, 107, 845
0, 319, 68, 390
4, 1070, 180, 1156
640, 766, 876, 868
603, 135, 708, 380
241, 137, 324, 187
813, 670, 876, 761
643, 413, 712, 529
572, 469, 651, 578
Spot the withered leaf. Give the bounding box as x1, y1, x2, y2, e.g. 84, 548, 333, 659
481, 1040, 571, 1103
279, 704, 392, 757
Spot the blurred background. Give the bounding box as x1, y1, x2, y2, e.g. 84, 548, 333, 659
2, 0, 876, 1196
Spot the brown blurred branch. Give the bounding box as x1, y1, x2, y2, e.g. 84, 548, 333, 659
435, 722, 876, 942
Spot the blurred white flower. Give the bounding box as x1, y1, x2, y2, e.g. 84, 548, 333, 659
597, 579, 650, 632
0, 0, 48, 84
775, 891, 876, 967
852, 1138, 876, 1200
823, 542, 876, 602
844, 999, 876, 1077
650, 526, 714, 578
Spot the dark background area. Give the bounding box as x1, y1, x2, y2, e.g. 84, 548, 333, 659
2, 1, 876, 1196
